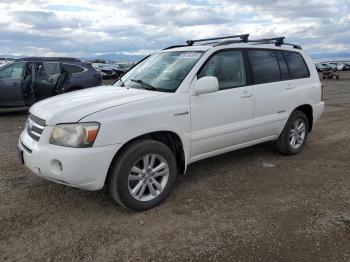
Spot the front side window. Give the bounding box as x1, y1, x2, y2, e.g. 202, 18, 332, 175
283, 51, 310, 79
198, 50, 246, 90
248, 50, 281, 84
0, 62, 25, 80
114, 51, 203, 92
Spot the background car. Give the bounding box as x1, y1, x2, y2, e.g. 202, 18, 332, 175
92, 63, 118, 79
0, 57, 102, 108
0, 57, 15, 67
115, 62, 134, 72
315, 63, 327, 72
343, 63, 350, 71
328, 62, 345, 71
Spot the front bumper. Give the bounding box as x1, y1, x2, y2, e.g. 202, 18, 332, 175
19, 127, 121, 190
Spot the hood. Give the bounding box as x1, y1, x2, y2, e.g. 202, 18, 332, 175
30, 86, 164, 125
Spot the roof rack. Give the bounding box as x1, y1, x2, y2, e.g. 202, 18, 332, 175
186, 34, 249, 46
163, 34, 302, 50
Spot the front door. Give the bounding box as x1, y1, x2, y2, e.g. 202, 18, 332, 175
0, 62, 25, 107
190, 50, 254, 160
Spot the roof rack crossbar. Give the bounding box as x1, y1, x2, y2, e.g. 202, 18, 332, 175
249, 37, 302, 49
186, 34, 249, 46
249, 37, 285, 46
215, 39, 247, 46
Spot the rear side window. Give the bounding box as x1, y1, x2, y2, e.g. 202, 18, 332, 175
247, 50, 281, 84
198, 50, 246, 90
63, 64, 85, 73
283, 51, 310, 79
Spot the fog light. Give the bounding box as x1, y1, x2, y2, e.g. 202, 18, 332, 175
51, 159, 63, 175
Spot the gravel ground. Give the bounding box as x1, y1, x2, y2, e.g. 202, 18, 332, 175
1, 73, 350, 261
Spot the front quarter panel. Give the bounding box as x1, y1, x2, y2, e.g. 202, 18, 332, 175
81, 92, 191, 156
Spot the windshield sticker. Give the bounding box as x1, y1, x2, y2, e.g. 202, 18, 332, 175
179, 52, 202, 58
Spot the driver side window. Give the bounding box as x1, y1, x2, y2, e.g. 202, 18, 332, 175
198, 50, 246, 90
0, 63, 25, 80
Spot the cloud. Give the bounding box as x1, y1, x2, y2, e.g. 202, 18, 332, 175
0, 0, 349, 60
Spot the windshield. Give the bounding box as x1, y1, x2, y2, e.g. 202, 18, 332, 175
113, 51, 203, 92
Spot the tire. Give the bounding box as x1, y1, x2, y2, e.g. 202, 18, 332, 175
275, 110, 309, 155
108, 139, 177, 211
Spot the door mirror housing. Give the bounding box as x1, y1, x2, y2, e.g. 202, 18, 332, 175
192, 76, 219, 96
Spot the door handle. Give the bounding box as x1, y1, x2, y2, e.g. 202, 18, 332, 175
12, 83, 17, 87
49, 78, 55, 82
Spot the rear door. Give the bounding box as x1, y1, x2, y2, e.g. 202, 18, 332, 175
32, 62, 60, 101
0, 62, 25, 107
247, 49, 294, 140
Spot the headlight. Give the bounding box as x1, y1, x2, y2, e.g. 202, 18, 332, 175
49, 123, 100, 148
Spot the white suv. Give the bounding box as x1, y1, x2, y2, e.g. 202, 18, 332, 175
18, 35, 325, 211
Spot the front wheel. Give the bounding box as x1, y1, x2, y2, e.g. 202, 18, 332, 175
108, 140, 177, 211
275, 110, 309, 155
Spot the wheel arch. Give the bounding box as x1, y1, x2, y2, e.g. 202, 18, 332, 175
293, 104, 313, 132
105, 130, 186, 185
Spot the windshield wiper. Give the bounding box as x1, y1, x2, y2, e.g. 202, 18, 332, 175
130, 79, 157, 91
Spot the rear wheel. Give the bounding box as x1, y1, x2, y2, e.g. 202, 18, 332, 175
275, 110, 309, 155
108, 140, 177, 211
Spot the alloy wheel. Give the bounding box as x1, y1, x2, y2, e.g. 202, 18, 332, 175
289, 118, 306, 149
128, 154, 169, 202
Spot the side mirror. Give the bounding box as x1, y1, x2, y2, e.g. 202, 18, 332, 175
192, 76, 219, 96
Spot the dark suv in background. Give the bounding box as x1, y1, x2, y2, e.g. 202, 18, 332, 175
0, 57, 102, 108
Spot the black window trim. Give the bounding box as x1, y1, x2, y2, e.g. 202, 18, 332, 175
275, 50, 290, 81
196, 48, 251, 91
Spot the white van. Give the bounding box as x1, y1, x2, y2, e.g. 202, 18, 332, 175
18, 35, 325, 211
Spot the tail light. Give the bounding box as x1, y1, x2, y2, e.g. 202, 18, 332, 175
321, 83, 324, 101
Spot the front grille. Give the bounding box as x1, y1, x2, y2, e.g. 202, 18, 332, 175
27, 114, 46, 141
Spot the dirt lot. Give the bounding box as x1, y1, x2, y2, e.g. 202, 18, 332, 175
1, 73, 350, 261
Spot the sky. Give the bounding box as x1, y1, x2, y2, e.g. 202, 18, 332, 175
0, 0, 349, 61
